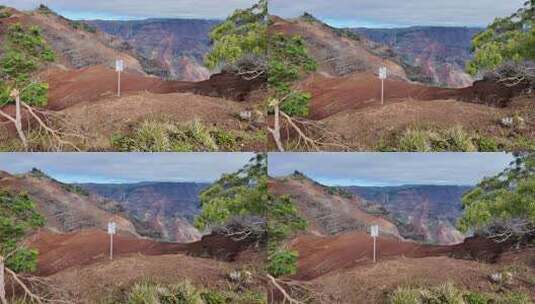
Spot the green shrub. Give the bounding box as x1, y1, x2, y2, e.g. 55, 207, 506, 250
267, 249, 298, 277
399, 129, 431, 152
496, 292, 532, 304
473, 136, 499, 152
422, 282, 465, 304
0, 10, 11, 18
200, 291, 226, 304
127, 280, 203, 304
389, 284, 532, 304
393, 126, 495, 152
464, 292, 490, 304
111, 119, 229, 152
0, 23, 54, 108
389, 287, 420, 304
279, 91, 311, 117
440, 126, 477, 152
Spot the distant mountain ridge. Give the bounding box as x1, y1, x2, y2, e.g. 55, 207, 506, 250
80, 182, 210, 242
352, 26, 482, 87
87, 18, 220, 81
345, 184, 473, 244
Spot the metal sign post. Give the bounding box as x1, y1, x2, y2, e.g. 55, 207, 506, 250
379, 67, 387, 105
370, 224, 379, 263
115, 60, 124, 97
107, 222, 117, 260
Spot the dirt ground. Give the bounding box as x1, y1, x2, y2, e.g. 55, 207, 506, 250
28, 229, 261, 277
46, 253, 234, 304
300, 72, 456, 120
44, 65, 265, 110
22, 229, 266, 303
289, 232, 450, 281
56, 90, 259, 150
289, 232, 535, 303
320, 97, 534, 150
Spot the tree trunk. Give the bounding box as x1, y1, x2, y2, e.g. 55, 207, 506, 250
271, 103, 285, 152
14, 93, 28, 151
0, 256, 6, 304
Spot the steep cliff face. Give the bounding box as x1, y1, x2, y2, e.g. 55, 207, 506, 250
88, 19, 220, 81
0, 170, 138, 235
269, 15, 409, 80
346, 185, 472, 245
0, 6, 145, 74
353, 27, 482, 88
80, 182, 209, 242
269, 175, 403, 239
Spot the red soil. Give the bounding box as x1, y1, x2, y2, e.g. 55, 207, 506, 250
27, 229, 188, 276
300, 72, 456, 120
43, 65, 264, 110
290, 232, 450, 280
301, 72, 523, 121
291, 232, 510, 281
28, 229, 257, 276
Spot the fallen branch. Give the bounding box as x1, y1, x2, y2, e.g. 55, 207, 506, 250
267, 274, 303, 304
5, 267, 43, 304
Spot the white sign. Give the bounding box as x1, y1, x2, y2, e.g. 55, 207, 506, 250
107, 222, 117, 235
379, 67, 387, 80
370, 224, 379, 238
115, 59, 124, 72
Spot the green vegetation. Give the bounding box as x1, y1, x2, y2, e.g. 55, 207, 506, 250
204, 0, 267, 71
266, 195, 307, 277
0, 191, 45, 273
70, 20, 97, 33
388, 282, 532, 304
104, 279, 265, 304
193, 154, 306, 278
0, 23, 54, 107
458, 152, 535, 243
377, 126, 501, 152
268, 33, 317, 117
326, 186, 354, 199
194, 154, 267, 230
266, 249, 298, 277
110, 119, 256, 152
467, 0, 535, 75
301, 12, 361, 41
0, 8, 11, 19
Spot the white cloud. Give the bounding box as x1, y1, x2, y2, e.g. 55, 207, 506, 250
0, 0, 257, 19
268, 152, 514, 186
269, 0, 526, 27
0, 153, 255, 183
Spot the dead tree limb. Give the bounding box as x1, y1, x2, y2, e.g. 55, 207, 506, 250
267, 99, 285, 152
0, 256, 6, 304
267, 274, 303, 304
5, 267, 43, 304
0, 88, 81, 151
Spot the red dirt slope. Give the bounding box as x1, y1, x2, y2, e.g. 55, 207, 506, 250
45, 66, 265, 110
291, 230, 521, 281
300, 72, 456, 120
27, 229, 258, 276
27, 229, 187, 276
290, 232, 449, 280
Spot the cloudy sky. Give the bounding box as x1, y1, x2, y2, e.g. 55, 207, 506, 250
270, 0, 525, 28
269, 153, 514, 186
0, 153, 255, 183
0, 0, 257, 20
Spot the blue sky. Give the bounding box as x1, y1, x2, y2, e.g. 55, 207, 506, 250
0, 153, 255, 184
270, 0, 526, 28
268, 153, 514, 187
0, 0, 257, 20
